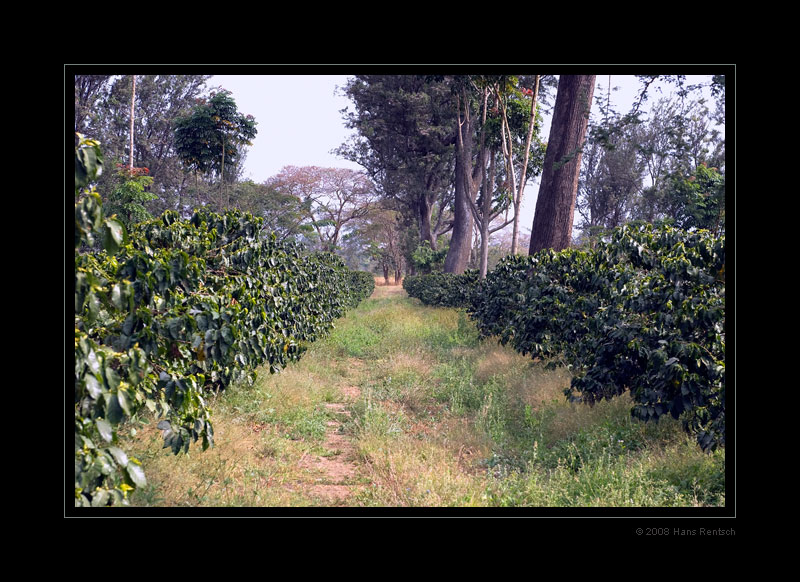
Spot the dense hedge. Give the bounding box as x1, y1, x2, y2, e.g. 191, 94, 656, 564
403, 224, 725, 452
402, 270, 480, 309
348, 270, 376, 308
75, 201, 373, 506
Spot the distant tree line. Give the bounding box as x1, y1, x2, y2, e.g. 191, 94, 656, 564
74, 73, 726, 280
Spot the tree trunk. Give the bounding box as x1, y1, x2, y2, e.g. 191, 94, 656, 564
478, 151, 496, 278
129, 75, 136, 169
529, 75, 595, 254
444, 145, 475, 273
219, 137, 226, 210
418, 195, 436, 250
444, 86, 488, 274
511, 75, 540, 255
479, 217, 490, 278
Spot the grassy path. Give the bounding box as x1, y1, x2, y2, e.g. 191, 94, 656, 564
123, 283, 725, 509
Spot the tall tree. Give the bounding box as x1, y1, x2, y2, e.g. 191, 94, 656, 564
464, 77, 537, 277
173, 88, 257, 211
74, 75, 111, 139
444, 77, 492, 274
470, 148, 510, 278
129, 75, 136, 169
360, 200, 407, 284
501, 75, 543, 255
577, 116, 644, 238
630, 95, 724, 227
230, 179, 313, 242
574, 75, 725, 242
338, 75, 456, 251
529, 75, 596, 254
106, 165, 157, 230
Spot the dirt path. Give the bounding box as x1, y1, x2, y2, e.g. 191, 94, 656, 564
296, 389, 363, 505
294, 283, 401, 505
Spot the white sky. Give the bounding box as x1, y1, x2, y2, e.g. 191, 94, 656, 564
210, 73, 719, 238
210, 75, 362, 180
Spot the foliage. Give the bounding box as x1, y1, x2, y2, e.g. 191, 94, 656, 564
665, 163, 725, 235
410, 241, 448, 274
75, 75, 211, 217
268, 166, 376, 253
337, 75, 456, 248
75, 134, 127, 253
465, 253, 532, 343
469, 224, 725, 452
403, 221, 725, 452
348, 271, 376, 307
106, 164, 157, 229
403, 270, 480, 309
75, 139, 370, 507
230, 180, 313, 242
173, 88, 257, 206
577, 81, 725, 245
578, 115, 644, 235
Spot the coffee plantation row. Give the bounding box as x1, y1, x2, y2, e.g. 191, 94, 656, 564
75, 139, 374, 506
404, 224, 725, 453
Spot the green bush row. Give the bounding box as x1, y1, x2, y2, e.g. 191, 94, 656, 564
404, 224, 725, 452
348, 270, 376, 308
402, 270, 480, 309
75, 198, 372, 506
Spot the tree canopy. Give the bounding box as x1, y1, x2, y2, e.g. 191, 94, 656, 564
72, 72, 726, 278
173, 88, 257, 210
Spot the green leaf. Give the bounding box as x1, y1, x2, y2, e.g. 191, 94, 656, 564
116, 387, 133, 416
96, 418, 113, 443
105, 393, 124, 424
111, 283, 130, 311
84, 374, 101, 399
86, 349, 101, 375
75, 142, 104, 191
195, 313, 209, 331
91, 488, 111, 507
94, 452, 114, 475
167, 317, 183, 340
108, 446, 129, 467
103, 219, 126, 254
126, 459, 147, 488
104, 365, 120, 391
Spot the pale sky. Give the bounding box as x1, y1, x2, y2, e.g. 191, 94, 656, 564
209, 73, 719, 238
210, 74, 362, 181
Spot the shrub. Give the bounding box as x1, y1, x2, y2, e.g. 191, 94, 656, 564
75, 141, 371, 506
348, 270, 376, 307
469, 224, 725, 452
403, 270, 480, 309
